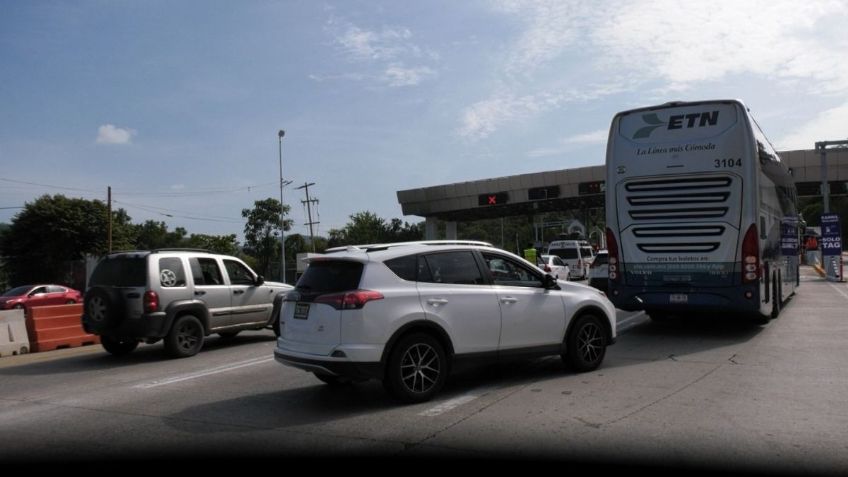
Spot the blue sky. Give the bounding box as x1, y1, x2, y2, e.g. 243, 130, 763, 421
2, 0, 847, 241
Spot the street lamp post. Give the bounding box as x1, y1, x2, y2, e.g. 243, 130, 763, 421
278, 130, 286, 284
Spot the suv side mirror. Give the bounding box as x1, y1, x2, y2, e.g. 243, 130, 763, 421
543, 274, 560, 290
255, 275, 265, 286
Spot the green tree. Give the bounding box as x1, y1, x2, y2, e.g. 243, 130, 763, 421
0, 195, 132, 285
0, 223, 9, 290
242, 198, 292, 277
186, 233, 240, 256
327, 211, 423, 248
133, 220, 188, 250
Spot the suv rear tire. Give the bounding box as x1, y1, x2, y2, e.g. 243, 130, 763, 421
165, 315, 205, 358
384, 333, 448, 404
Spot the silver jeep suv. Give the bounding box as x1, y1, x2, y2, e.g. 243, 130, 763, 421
82, 249, 293, 358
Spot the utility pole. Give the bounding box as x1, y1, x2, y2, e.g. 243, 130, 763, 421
296, 182, 319, 252
107, 186, 112, 253
278, 130, 287, 283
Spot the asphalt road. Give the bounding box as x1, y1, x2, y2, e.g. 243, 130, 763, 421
2, 268, 847, 475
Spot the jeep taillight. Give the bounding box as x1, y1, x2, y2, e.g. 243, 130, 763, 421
606, 227, 621, 283
144, 291, 159, 313
742, 224, 760, 284
315, 290, 384, 310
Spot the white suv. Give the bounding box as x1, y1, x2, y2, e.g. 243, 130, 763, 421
273, 241, 617, 403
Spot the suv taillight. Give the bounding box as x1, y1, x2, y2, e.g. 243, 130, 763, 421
606, 227, 621, 283
144, 291, 159, 313
544, 265, 551, 272
742, 224, 760, 284
315, 290, 384, 310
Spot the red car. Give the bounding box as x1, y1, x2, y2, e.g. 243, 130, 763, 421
0, 284, 83, 311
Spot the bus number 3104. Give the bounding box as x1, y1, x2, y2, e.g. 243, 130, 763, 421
714, 158, 742, 168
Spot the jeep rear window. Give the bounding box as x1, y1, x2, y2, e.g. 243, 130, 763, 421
297, 260, 363, 293
89, 256, 147, 287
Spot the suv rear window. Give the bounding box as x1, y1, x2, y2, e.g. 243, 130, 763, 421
90, 256, 147, 287
385, 254, 417, 281
297, 260, 363, 293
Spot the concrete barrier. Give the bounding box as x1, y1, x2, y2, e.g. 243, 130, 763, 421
26, 304, 99, 353
0, 309, 31, 357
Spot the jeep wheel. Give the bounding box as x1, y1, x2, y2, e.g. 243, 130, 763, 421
165, 315, 205, 358
101, 336, 139, 356
385, 333, 448, 404
563, 314, 607, 372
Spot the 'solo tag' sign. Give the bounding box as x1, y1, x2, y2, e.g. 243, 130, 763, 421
821, 213, 843, 256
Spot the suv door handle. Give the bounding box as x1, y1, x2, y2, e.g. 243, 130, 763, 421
500, 297, 518, 304
194, 291, 206, 296
426, 298, 448, 306
233, 290, 245, 295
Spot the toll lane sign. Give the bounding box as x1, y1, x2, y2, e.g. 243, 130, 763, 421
821, 214, 842, 256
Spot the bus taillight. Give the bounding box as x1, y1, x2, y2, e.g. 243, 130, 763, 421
742, 224, 760, 284
606, 227, 620, 283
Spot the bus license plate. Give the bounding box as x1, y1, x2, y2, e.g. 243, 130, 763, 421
670, 294, 688, 304
294, 303, 310, 320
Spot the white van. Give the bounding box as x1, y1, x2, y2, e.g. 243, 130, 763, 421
547, 240, 595, 280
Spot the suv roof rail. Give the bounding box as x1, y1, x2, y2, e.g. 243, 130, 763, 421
150, 248, 214, 254
324, 240, 494, 254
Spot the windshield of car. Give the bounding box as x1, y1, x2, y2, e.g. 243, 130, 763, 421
1, 286, 32, 297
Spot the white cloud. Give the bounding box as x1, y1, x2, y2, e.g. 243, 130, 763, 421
382, 64, 436, 87
460, 0, 848, 141
320, 17, 438, 88
459, 83, 629, 140
336, 25, 413, 62
494, 0, 605, 76
593, 0, 848, 92
526, 129, 608, 158
96, 124, 135, 145
776, 102, 848, 150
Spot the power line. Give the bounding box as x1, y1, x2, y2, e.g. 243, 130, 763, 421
112, 199, 244, 224
0, 177, 278, 198
0, 177, 101, 193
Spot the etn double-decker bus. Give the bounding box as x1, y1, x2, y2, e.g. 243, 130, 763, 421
605, 99, 799, 322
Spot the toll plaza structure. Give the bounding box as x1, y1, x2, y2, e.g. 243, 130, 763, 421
396, 148, 848, 242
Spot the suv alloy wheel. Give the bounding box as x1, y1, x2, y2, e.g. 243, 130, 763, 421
385, 333, 448, 403
563, 314, 607, 372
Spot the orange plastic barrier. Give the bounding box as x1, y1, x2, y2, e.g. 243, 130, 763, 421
26, 304, 100, 353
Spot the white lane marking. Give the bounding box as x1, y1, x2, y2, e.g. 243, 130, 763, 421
133, 357, 274, 389
419, 387, 497, 417
617, 311, 647, 333
827, 281, 848, 301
